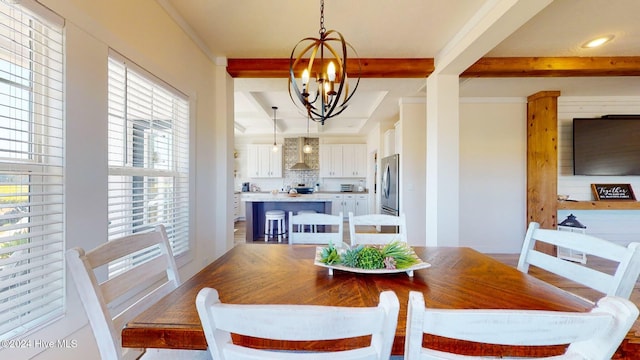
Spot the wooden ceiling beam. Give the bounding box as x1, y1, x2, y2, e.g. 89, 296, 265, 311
227, 58, 434, 78
226, 57, 640, 78
463, 57, 640, 77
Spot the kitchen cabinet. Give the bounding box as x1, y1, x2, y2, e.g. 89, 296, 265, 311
330, 193, 369, 218
233, 192, 246, 221
342, 144, 367, 177
319, 144, 366, 178
342, 194, 357, 218
329, 194, 344, 217
354, 194, 369, 216
247, 144, 282, 178
319, 144, 343, 177
329, 194, 353, 219
233, 193, 241, 222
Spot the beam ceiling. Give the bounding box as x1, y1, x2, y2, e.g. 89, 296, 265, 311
227, 57, 640, 78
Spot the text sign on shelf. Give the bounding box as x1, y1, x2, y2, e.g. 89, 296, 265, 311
591, 183, 636, 201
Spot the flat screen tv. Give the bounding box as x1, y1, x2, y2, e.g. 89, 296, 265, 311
573, 115, 640, 176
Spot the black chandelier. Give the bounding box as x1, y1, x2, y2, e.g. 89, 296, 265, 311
288, 0, 360, 125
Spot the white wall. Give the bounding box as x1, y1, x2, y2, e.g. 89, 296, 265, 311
457, 95, 640, 253
398, 98, 427, 245
2, 1, 224, 359
459, 99, 528, 253
392, 97, 527, 252
366, 122, 383, 214
557, 96, 640, 246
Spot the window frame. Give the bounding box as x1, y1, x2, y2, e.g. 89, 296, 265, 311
107, 51, 190, 277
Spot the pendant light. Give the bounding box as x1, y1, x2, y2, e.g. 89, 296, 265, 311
271, 106, 279, 152
303, 115, 312, 154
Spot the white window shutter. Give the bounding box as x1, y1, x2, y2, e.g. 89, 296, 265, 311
0, 1, 65, 340
107, 53, 190, 276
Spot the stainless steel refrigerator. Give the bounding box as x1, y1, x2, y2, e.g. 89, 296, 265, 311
380, 154, 399, 216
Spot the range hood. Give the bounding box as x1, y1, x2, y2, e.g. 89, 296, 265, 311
289, 137, 311, 170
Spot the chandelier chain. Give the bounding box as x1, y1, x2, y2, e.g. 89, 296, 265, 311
272, 106, 277, 145
319, 0, 326, 36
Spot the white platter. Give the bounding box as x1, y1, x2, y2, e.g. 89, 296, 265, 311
314, 247, 431, 277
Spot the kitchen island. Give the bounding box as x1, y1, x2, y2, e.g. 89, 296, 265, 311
242, 193, 333, 242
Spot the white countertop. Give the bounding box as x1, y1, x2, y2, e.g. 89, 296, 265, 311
241, 193, 336, 202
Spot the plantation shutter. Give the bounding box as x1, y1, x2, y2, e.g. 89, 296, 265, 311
0, 1, 65, 340
107, 52, 190, 276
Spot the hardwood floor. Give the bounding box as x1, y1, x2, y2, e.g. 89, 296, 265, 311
233, 220, 640, 357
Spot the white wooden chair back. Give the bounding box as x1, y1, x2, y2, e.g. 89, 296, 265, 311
348, 212, 407, 245
404, 291, 638, 360
196, 288, 399, 360
288, 211, 345, 245
518, 222, 640, 299
66, 225, 181, 360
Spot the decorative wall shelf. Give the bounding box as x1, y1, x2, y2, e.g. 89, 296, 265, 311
557, 200, 640, 210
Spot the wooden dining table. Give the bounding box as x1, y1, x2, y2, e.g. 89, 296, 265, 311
122, 243, 596, 357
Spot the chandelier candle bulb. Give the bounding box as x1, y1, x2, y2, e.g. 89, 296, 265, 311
327, 62, 336, 81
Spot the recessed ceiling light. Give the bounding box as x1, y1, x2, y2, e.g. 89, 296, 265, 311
581, 35, 615, 48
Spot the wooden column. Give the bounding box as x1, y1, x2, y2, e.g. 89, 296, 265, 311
527, 91, 560, 254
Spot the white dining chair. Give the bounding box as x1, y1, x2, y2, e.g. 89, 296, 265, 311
518, 221, 640, 300
288, 211, 345, 245
195, 287, 400, 360
66, 225, 209, 360
348, 212, 407, 245
404, 291, 639, 360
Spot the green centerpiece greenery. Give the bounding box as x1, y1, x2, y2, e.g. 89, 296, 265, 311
319, 241, 419, 270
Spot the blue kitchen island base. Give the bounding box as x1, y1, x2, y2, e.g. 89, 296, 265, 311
244, 198, 332, 242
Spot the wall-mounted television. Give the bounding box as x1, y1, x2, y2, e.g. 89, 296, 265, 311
573, 115, 640, 176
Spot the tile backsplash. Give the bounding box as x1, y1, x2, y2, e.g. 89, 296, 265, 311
283, 137, 319, 187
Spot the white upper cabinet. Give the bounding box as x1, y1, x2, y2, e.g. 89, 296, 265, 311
342, 144, 367, 177
247, 144, 282, 178
320, 144, 366, 178
319, 144, 343, 177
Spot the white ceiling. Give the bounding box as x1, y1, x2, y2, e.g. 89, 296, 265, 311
160, 0, 640, 137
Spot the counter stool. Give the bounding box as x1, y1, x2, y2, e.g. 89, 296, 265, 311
296, 210, 317, 233
265, 210, 286, 242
